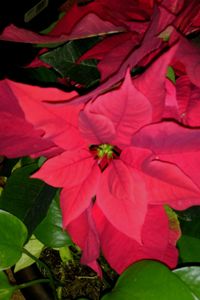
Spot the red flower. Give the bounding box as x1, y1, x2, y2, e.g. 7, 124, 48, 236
30, 70, 200, 270
33, 70, 152, 242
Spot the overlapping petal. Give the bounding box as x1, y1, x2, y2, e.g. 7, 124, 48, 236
94, 204, 179, 273
132, 122, 200, 153
79, 110, 116, 145
97, 160, 147, 242
32, 149, 95, 188
67, 206, 101, 275
85, 70, 152, 147
61, 163, 100, 228
4, 79, 81, 150
0, 112, 56, 158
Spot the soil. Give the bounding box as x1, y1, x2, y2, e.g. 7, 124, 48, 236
6, 247, 118, 300
40, 248, 118, 300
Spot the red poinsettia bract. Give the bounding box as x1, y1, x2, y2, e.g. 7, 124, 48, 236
0, 79, 77, 158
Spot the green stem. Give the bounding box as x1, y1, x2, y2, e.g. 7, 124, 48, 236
22, 248, 58, 300
14, 278, 50, 291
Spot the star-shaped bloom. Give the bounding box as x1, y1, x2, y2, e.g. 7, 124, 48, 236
33, 68, 200, 248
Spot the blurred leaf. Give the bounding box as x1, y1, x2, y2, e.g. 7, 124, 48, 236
102, 260, 195, 300
167, 66, 176, 83
174, 267, 200, 299
177, 206, 200, 239
0, 271, 15, 300
59, 246, 73, 264
178, 235, 200, 263
0, 163, 57, 236
14, 235, 44, 273
40, 38, 100, 88
0, 210, 28, 270
34, 197, 72, 248
21, 67, 58, 84
40, 12, 66, 35
0, 158, 19, 177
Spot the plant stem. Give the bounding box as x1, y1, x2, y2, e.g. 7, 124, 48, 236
14, 278, 50, 290
22, 247, 59, 300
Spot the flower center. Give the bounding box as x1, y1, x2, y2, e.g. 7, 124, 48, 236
97, 144, 114, 159
90, 143, 121, 171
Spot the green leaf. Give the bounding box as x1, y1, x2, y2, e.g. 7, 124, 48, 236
59, 246, 73, 264
0, 158, 19, 177
0, 271, 15, 300
19, 67, 58, 84
166, 66, 176, 83
0, 210, 28, 270
14, 235, 44, 273
178, 235, 200, 263
174, 267, 200, 299
102, 260, 195, 300
177, 206, 200, 239
177, 206, 200, 264
34, 197, 72, 248
40, 38, 100, 88
0, 163, 57, 236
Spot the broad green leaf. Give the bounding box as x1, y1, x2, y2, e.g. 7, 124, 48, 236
14, 67, 59, 85
14, 235, 44, 273
34, 198, 72, 248
0, 163, 57, 236
102, 260, 195, 300
177, 206, 200, 264
174, 267, 200, 299
0, 271, 15, 300
178, 235, 200, 263
0, 210, 28, 270
40, 38, 100, 88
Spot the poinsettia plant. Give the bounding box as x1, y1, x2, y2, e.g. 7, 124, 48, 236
0, 0, 200, 299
